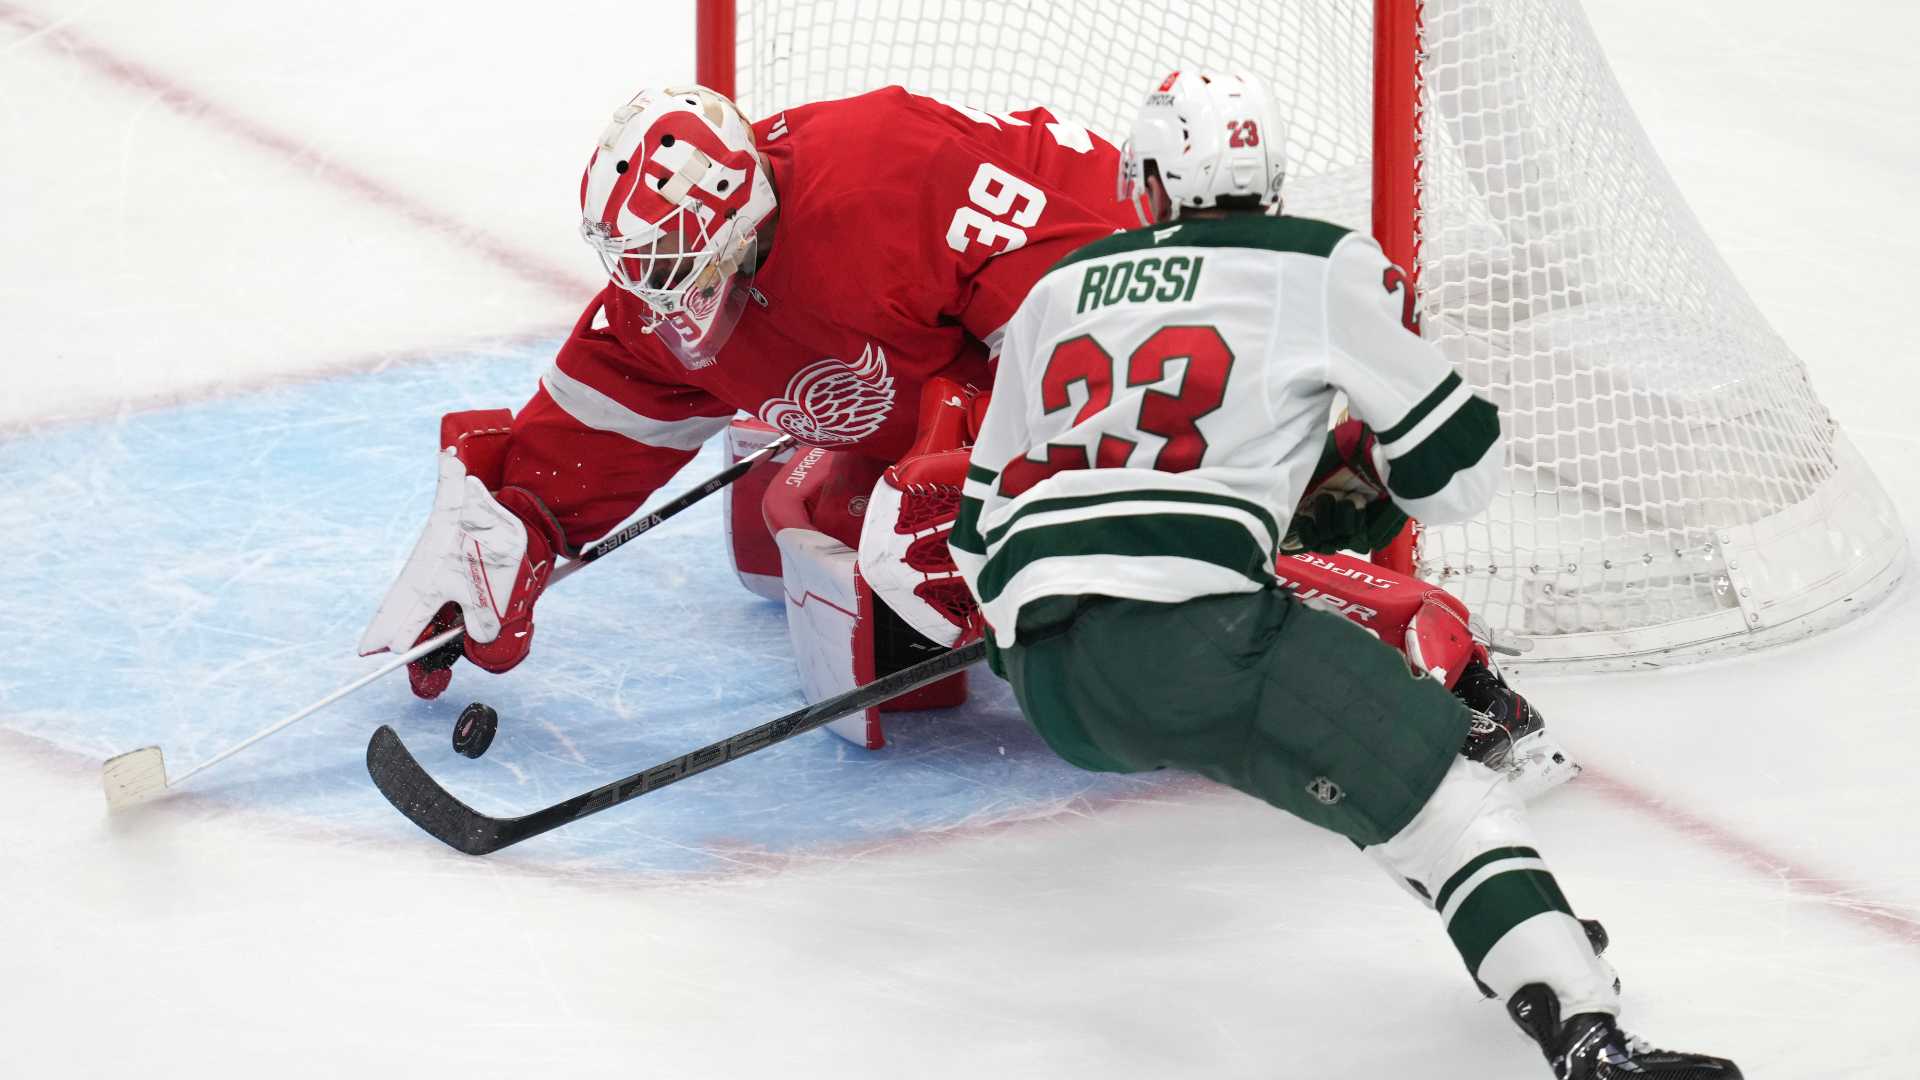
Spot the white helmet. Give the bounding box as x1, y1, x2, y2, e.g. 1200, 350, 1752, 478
1120, 71, 1286, 223
579, 86, 777, 369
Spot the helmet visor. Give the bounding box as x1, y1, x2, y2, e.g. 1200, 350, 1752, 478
646, 238, 756, 370
582, 210, 758, 370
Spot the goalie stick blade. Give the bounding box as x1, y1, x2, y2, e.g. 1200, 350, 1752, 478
364, 726, 515, 855
102, 746, 168, 809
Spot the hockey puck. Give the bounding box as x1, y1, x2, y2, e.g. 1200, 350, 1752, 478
452, 702, 498, 759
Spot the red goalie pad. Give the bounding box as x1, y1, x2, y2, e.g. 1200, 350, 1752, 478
1275, 550, 1481, 689
762, 444, 967, 749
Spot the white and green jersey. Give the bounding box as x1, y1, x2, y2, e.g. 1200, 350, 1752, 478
952, 215, 1501, 644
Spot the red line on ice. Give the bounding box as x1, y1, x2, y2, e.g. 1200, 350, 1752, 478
1580, 767, 1920, 948
0, 2, 586, 301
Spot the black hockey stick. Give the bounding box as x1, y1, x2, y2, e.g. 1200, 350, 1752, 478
367, 639, 988, 855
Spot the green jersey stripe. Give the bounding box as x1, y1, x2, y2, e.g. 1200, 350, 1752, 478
953, 493, 987, 556
1434, 846, 1542, 913
1376, 372, 1463, 446
1445, 869, 1575, 975
973, 512, 1277, 605
1383, 396, 1500, 501
979, 487, 1282, 549
967, 463, 999, 486
1047, 215, 1353, 275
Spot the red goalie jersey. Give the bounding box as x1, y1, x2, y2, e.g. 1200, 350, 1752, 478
502, 87, 1139, 552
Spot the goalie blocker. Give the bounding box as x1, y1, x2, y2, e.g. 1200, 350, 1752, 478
726, 416, 969, 749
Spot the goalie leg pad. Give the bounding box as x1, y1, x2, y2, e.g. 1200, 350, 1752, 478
1404, 591, 1477, 690
724, 417, 795, 602
770, 525, 875, 747
1277, 551, 1581, 798
763, 447, 967, 749
1274, 551, 1431, 654
1274, 550, 1480, 689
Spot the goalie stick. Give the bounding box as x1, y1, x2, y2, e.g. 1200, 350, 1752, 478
101, 433, 797, 809
367, 639, 989, 855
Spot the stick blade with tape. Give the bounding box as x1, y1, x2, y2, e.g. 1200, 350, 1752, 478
102, 746, 168, 809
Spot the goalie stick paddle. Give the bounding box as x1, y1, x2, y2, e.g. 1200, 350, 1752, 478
102, 433, 796, 810
367, 638, 988, 855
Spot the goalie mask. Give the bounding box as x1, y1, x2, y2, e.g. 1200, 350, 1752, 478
1119, 70, 1287, 223
580, 86, 777, 369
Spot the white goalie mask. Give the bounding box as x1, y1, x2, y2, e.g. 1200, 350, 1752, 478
579, 86, 777, 369
1119, 70, 1287, 223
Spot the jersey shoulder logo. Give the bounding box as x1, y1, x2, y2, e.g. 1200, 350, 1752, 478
759, 343, 897, 445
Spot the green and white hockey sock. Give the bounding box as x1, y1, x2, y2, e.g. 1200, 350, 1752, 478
1366, 757, 1620, 1016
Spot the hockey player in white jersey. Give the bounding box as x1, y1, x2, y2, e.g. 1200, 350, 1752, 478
948, 71, 1742, 1079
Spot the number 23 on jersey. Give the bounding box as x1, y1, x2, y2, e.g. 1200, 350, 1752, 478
999, 324, 1236, 498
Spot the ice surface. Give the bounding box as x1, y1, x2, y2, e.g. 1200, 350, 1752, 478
0, 347, 1183, 874
3, 1, 1919, 1078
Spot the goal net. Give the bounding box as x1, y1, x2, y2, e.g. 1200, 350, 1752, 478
703, 0, 1907, 668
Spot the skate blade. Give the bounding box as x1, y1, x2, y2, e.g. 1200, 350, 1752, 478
1503, 729, 1581, 802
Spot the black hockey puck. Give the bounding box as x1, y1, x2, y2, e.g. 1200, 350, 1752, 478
453, 702, 498, 759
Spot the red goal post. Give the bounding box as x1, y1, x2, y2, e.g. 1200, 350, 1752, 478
698, 0, 737, 101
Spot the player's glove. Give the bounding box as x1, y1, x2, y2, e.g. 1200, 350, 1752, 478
857, 378, 986, 649
1284, 419, 1410, 555
357, 410, 564, 697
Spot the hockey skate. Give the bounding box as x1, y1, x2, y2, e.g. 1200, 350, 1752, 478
1507, 983, 1743, 1079
1454, 659, 1581, 800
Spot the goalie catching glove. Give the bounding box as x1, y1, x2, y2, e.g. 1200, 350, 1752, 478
358, 409, 564, 697
857, 378, 987, 650
1284, 418, 1410, 555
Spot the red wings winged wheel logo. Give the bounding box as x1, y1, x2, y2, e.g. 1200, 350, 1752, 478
758, 343, 897, 445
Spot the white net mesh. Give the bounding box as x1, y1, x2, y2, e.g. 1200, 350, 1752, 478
727, 0, 1906, 665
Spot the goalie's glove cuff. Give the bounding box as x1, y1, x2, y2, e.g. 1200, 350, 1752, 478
461, 485, 559, 674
